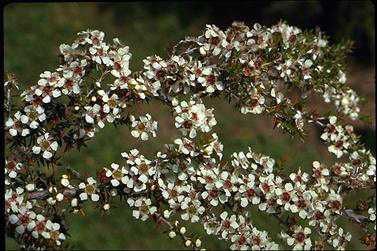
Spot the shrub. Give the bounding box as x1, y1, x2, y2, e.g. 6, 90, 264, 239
4, 21, 376, 250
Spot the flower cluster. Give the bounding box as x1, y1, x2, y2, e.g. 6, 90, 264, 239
173, 98, 217, 138
5, 187, 66, 249
4, 21, 375, 250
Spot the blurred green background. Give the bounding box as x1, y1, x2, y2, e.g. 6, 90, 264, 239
4, 2, 375, 250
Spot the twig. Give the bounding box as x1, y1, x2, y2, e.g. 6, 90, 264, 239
28, 188, 78, 200
344, 209, 369, 223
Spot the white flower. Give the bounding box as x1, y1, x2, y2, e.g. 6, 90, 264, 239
5, 160, 22, 179
168, 231, 177, 239
218, 211, 239, 239
79, 177, 100, 201
9, 214, 19, 224
174, 138, 198, 157
240, 91, 265, 114
289, 169, 309, 191
181, 198, 205, 223
32, 132, 59, 159
281, 226, 312, 250
32, 214, 47, 238
185, 240, 192, 247
45, 220, 65, 245
326, 189, 343, 214
232, 152, 250, 169
130, 114, 158, 141
102, 93, 120, 116
110, 46, 132, 78
329, 227, 351, 250
131, 197, 157, 221
174, 99, 217, 138
6, 111, 30, 136
35, 71, 61, 103
84, 104, 101, 124
24, 105, 46, 129
105, 163, 127, 187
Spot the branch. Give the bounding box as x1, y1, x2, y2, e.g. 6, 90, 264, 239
344, 209, 369, 223
28, 188, 78, 200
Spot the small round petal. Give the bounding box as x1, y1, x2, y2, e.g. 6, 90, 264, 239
131, 130, 140, 138
43, 151, 53, 159
91, 194, 100, 202
79, 193, 88, 201
9, 214, 18, 224
16, 225, 25, 234
32, 146, 41, 154
71, 198, 78, 207
111, 179, 120, 187
50, 141, 58, 151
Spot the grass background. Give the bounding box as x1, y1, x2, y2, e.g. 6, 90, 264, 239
4, 2, 375, 250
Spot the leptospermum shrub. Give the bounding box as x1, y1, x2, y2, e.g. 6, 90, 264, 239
4, 21, 376, 250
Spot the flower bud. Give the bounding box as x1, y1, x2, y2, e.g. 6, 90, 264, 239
61, 177, 70, 187
168, 231, 176, 239
56, 193, 64, 201
103, 203, 110, 210
71, 198, 78, 207
180, 227, 186, 234
26, 183, 35, 191
172, 98, 179, 106
110, 189, 118, 197
195, 239, 201, 247
163, 210, 170, 218
184, 239, 192, 247
312, 161, 320, 168
47, 197, 56, 205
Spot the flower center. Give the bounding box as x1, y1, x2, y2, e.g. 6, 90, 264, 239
188, 205, 197, 215
183, 120, 193, 129
7, 161, 16, 171
85, 184, 96, 194
138, 163, 149, 174
50, 230, 60, 241
282, 192, 291, 202
41, 139, 51, 150
113, 169, 123, 180
247, 188, 255, 197
19, 214, 29, 225
36, 221, 45, 233
28, 111, 39, 120
296, 232, 305, 243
